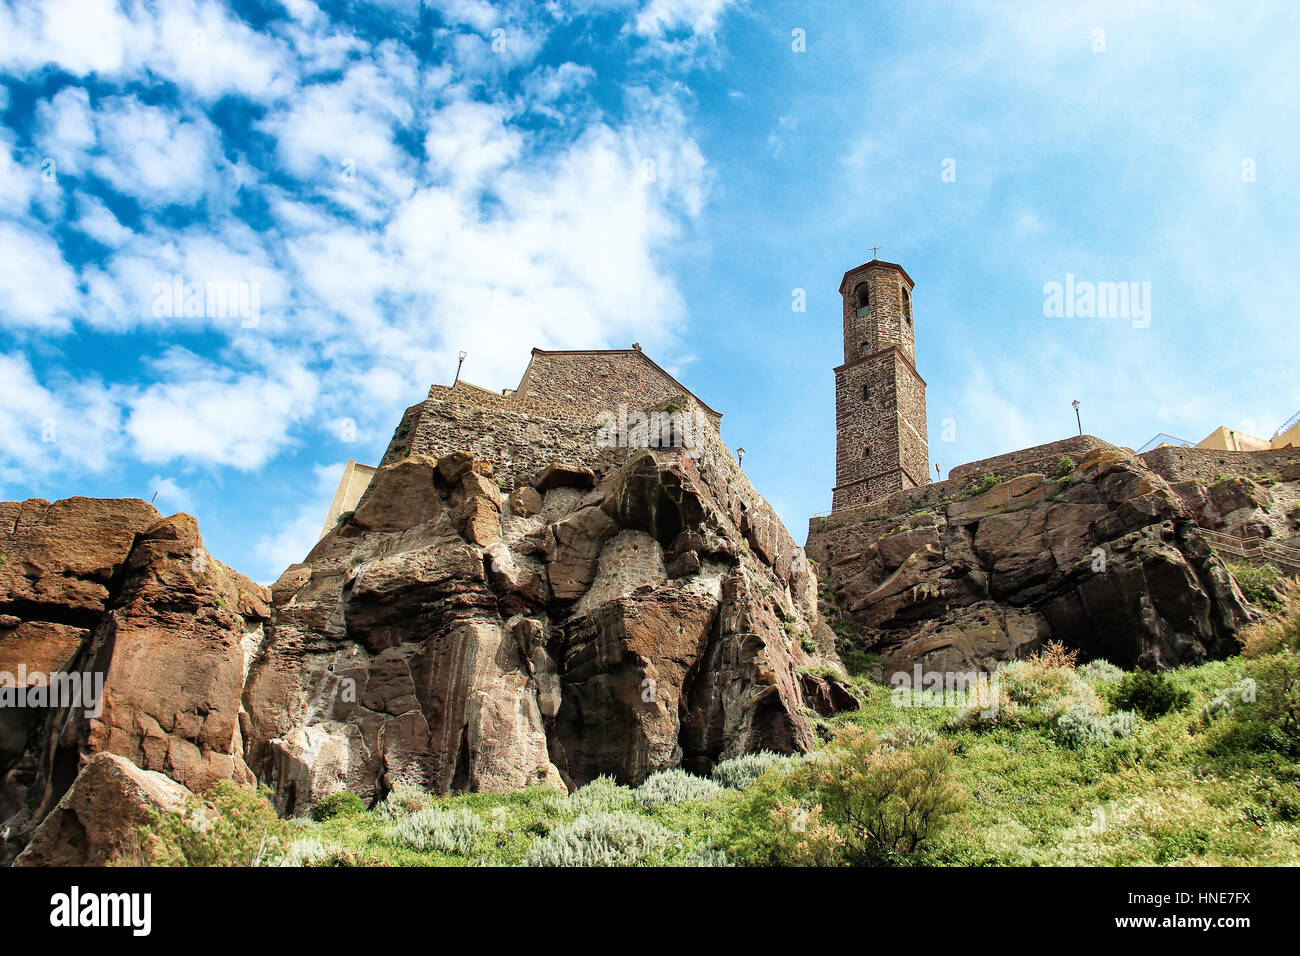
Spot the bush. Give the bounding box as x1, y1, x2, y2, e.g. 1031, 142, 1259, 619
808, 724, 966, 864
375, 784, 434, 819
565, 776, 637, 814
711, 751, 795, 790
1055, 705, 1137, 747
635, 769, 724, 808
525, 812, 673, 866
277, 837, 342, 866
311, 791, 365, 821
968, 474, 1006, 496
121, 781, 289, 867
1239, 587, 1300, 658
1218, 652, 1300, 755
1057, 455, 1077, 476
1228, 562, 1285, 611
956, 642, 1101, 729
1113, 670, 1191, 719
1078, 659, 1124, 685
386, 807, 485, 855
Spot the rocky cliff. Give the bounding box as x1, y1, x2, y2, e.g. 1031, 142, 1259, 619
806, 445, 1259, 676
2, 427, 852, 859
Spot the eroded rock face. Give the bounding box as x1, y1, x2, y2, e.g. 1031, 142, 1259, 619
809, 448, 1254, 675
14, 752, 195, 867
243, 446, 850, 811
0, 499, 270, 861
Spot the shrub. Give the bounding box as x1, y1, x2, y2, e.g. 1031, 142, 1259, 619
566, 775, 637, 814
1239, 587, 1300, 658
1218, 652, 1300, 755
1078, 659, 1124, 685
386, 807, 485, 855
122, 781, 289, 867
311, 790, 365, 821
1057, 455, 1077, 477
808, 724, 966, 864
1113, 670, 1191, 719
968, 474, 1006, 496
277, 837, 343, 866
376, 784, 434, 819
1055, 705, 1137, 747
958, 642, 1101, 729
335, 510, 355, 527
711, 751, 795, 790
1228, 561, 1285, 611
635, 769, 725, 808
525, 812, 673, 866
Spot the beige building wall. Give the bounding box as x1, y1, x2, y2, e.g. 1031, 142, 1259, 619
320, 460, 378, 539
1196, 426, 1271, 452
1272, 420, 1300, 449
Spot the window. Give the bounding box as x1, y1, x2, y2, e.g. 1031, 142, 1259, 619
862, 384, 870, 400
855, 282, 870, 317
903, 288, 912, 324
864, 445, 872, 458
860, 342, 869, 355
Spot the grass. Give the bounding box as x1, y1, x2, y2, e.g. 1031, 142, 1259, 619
264, 649, 1298, 866
138, 595, 1300, 868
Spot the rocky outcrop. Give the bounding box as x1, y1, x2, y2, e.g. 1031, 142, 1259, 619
808, 448, 1255, 675
243, 442, 848, 810
1, 498, 269, 861
13, 752, 195, 867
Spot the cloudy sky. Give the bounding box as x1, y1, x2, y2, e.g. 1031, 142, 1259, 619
1, 0, 1297, 582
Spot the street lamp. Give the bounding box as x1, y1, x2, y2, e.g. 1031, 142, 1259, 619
737, 447, 746, 468
1072, 400, 1082, 436
454, 350, 467, 385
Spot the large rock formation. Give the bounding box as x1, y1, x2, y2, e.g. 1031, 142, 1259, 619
243, 443, 845, 812
0, 498, 269, 861
807, 447, 1255, 676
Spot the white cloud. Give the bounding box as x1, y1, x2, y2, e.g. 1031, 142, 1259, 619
34, 87, 97, 176
147, 475, 195, 514
75, 194, 134, 246
0, 353, 124, 489
0, 222, 80, 331
125, 350, 320, 470
91, 97, 226, 207
0, 0, 294, 101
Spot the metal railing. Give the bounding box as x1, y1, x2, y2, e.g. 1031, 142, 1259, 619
1200, 528, 1300, 574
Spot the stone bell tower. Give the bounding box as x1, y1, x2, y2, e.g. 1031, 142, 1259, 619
831, 258, 929, 511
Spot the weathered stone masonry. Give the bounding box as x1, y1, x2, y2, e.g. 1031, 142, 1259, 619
832, 260, 930, 511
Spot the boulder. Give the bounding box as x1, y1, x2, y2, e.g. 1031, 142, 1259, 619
535, 463, 596, 492
14, 753, 195, 867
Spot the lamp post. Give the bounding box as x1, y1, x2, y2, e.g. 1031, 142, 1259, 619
454, 350, 467, 385
1072, 400, 1082, 436
737, 447, 746, 469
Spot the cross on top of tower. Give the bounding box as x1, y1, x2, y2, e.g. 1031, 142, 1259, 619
869, 245, 881, 259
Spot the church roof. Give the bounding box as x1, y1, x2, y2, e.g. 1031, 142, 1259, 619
838, 259, 915, 293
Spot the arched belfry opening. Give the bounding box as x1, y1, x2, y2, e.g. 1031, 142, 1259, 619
854, 282, 870, 317
903, 287, 912, 324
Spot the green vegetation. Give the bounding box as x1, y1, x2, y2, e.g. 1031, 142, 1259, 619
312, 790, 365, 821
1228, 561, 1284, 611
335, 509, 355, 527
968, 474, 1006, 496
1113, 670, 1191, 719
1056, 455, 1077, 477
119, 591, 1300, 868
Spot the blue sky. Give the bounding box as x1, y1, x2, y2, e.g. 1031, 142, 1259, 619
1, 0, 1297, 583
